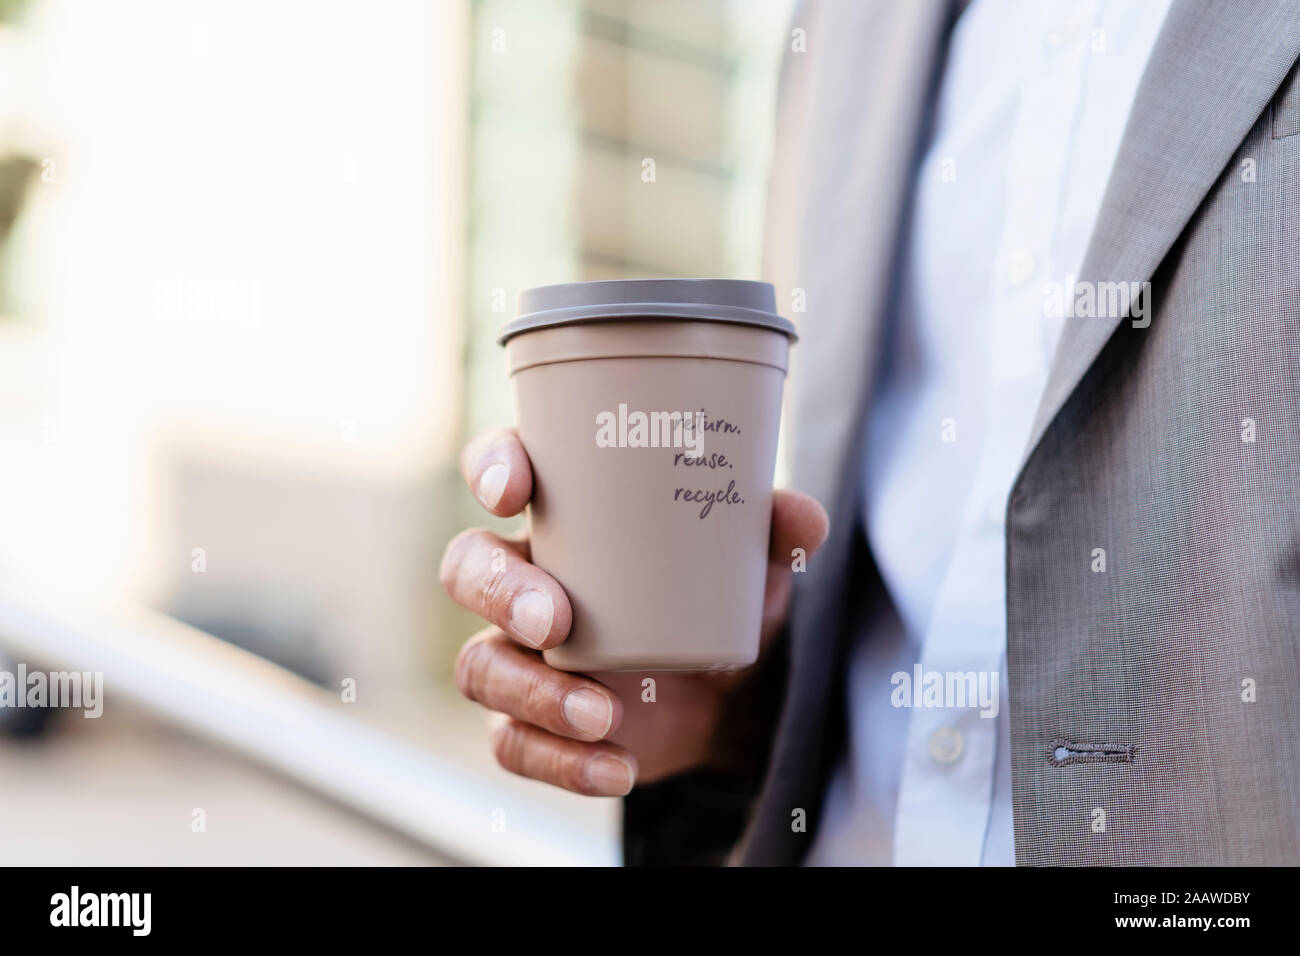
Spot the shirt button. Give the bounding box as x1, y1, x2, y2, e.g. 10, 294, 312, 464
929, 727, 965, 764
984, 499, 1005, 527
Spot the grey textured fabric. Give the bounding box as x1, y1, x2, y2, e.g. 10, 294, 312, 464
1006, 0, 1300, 865
744, 0, 1298, 865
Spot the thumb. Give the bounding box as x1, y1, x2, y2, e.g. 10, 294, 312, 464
768, 488, 830, 564
756, 489, 829, 645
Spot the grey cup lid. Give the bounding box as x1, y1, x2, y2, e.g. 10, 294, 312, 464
497, 278, 797, 345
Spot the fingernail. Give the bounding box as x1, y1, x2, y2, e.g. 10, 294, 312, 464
586, 754, 635, 796
477, 462, 509, 509
509, 589, 553, 647
562, 688, 613, 739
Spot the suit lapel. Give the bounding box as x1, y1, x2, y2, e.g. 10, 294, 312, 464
1021, 0, 1300, 463
764, 0, 957, 513
739, 0, 958, 865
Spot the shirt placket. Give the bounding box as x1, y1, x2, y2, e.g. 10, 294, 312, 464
892, 3, 1091, 866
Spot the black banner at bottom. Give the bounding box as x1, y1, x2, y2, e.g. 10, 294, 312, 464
1, 865, 1285, 941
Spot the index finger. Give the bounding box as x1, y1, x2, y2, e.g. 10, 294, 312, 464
460, 427, 533, 517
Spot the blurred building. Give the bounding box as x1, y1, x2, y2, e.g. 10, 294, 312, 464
465, 0, 790, 435
0, 0, 791, 863
0, 0, 469, 702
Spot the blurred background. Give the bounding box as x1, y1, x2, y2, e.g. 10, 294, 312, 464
0, 0, 792, 864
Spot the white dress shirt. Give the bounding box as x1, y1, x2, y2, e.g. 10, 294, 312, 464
805, 0, 1172, 866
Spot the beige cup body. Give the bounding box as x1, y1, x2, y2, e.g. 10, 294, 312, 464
506, 320, 788, 672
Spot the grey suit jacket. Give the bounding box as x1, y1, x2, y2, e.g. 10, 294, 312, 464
623, 0, 1300, 866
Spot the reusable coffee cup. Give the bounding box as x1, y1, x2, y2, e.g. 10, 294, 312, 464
499, 279, 796, 672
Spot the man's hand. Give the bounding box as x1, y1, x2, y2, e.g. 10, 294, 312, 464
440, 426, 828, 796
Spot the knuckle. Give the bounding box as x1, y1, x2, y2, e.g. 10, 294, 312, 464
553, 747, 586, 792
439, 527, 481, 595
441, 530, 520, 625
520, 662, 559, 721
453, 635, 492, 703
490, 719, 525, 772
479, 554, 515, 622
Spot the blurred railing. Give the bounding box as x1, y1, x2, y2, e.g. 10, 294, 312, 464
0, 584, 618, 867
